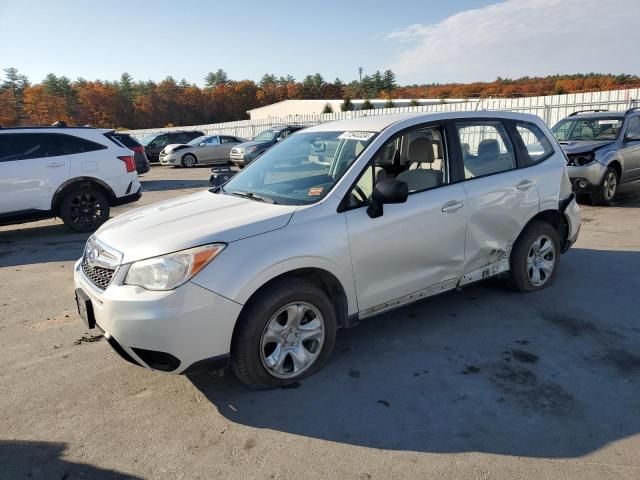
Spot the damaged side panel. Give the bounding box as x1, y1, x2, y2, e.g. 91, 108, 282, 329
461, 168, 540, 277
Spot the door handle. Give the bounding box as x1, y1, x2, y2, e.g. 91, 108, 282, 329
442, 200, 464, 213
517, 179, 536, 191
47, 161, 65, 168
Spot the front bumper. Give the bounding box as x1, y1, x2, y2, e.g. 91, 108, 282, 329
567, 161, 607, 192
230, 153, 258, 167
159, 154, 179, 165
73, 259, 242, 374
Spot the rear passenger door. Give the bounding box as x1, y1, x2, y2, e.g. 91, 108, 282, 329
0, 133, 70, 214
198, 136, 221, 162
452, 119, 545, 283
343, 123, 468, 315
218, 136, 239, 160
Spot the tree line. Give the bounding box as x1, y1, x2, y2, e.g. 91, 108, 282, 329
1, 67, 639, 129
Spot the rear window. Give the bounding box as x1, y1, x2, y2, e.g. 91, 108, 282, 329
109, 133, 140, 148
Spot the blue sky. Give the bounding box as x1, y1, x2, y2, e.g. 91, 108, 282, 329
1, 0, 639, 86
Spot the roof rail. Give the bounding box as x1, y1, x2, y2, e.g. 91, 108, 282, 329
568, 109, 609, 116
625, 106, 640, 115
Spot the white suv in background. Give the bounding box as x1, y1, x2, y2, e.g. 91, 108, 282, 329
74, 112, 580, 389
0, 126, 142, 231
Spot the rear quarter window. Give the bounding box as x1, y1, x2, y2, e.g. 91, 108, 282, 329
514, 122, 554, 165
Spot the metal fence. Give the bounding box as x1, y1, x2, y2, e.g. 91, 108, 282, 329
123, 88, 640, 140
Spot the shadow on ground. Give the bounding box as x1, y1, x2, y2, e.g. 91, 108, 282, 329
191, 248, 640, 457
0, 224, 88, 267
0, 440, 141, 479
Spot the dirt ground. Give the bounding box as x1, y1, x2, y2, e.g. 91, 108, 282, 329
1, 165, 639, 479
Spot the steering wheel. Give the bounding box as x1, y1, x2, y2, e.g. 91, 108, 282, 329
352, 185, 369, 203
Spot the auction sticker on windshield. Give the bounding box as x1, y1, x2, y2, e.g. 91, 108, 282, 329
338, 131, 375, 141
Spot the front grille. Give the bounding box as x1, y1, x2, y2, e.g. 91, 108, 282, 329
82, 256, 115, 290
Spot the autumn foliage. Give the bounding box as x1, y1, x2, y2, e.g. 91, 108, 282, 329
2, 67, 640, 129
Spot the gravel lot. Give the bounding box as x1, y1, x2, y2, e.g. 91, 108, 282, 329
1, 166, 640, 480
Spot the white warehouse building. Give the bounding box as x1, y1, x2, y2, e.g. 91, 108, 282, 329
246, 98, 473, 120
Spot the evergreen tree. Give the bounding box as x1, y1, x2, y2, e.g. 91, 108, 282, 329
322, 102, 333, 114
340, 96, 354, 111
361, 99, 374, 110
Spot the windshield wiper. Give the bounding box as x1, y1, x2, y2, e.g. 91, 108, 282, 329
229, 190, 276, 204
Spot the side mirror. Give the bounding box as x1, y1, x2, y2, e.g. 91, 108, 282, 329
367, 178, 409, 218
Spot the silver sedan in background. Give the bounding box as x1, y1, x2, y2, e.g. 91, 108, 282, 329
159, 134, 246, 167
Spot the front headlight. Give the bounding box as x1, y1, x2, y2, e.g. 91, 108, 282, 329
245, 146, 257, 153
125, 243, 225, 291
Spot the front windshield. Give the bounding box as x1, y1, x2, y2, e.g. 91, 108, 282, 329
253, 129, 279, 142
551, 117, 623, 141
221, 131, 376, 205
187, 135, 208, 146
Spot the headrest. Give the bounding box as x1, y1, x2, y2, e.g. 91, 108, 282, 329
408, 137, 435, 164
478, 139, 500, 158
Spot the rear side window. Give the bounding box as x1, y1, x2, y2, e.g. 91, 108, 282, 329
455, 121, 516, 179
111, 134, 140, 148
48, 134, 106, 156
0, 133, 50, 161
514, 122, 554, 165
220, 136, 237, 144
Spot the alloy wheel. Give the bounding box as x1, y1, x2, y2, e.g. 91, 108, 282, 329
259, 302, 325, 379
526, 234, 556, 287
68, 193, 105, 228
603, 171, 617, 200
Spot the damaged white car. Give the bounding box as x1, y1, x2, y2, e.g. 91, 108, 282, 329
74, 111, 580, 389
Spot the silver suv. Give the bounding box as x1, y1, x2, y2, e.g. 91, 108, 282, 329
551, 108, 640, 204
74, 111, 580, 389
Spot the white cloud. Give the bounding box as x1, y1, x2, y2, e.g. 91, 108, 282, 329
388, 0, 640, 84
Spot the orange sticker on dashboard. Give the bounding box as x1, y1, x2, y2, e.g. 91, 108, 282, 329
308, 187, 323, 196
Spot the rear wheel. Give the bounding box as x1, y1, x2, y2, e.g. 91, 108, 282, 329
59, 188, 110, 232
182, 153, 197, 168
507, 221, 560, 292
231, 278, 337, 389
591, 167, 618, 205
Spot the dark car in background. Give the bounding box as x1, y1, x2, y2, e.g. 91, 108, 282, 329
230, 125, 305, 167
141, 130, 205, 163
108, 132, 150, 174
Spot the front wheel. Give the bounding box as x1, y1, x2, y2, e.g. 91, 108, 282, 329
59, 188, 110, 232
591, 167, 618, 205
181, 153, 197, 168
507, 221, 560, 292
231, 278, 337, 389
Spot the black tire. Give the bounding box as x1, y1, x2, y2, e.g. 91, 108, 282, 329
231, 277, 337, 390
507, 220, 560, 292
590, 167, 618, 205
181, 153, 197, 168
59, 188, 110, 232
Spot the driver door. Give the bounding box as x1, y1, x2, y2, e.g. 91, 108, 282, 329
343, 124, 468, 315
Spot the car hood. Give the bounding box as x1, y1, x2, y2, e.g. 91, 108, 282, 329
235, 140, 273, 151
558, 140, 614, 155
95, 191, 297, 263
163, 143, 190, 154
